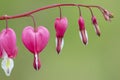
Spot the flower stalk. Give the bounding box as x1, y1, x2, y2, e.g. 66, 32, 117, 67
29, 15, 37, 32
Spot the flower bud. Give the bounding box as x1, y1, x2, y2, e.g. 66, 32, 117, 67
103, 9, 113, 21
78, 16, 88, 45
92, 16, 101, 36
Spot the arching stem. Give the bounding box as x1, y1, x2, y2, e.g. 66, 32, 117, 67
0, 4, 107, 20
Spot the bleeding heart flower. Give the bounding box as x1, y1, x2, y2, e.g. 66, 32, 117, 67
78, 16, 88, 45
0, 28, 18, 76
54, 17, 68, 54
91, 16, 101, 36
22, 26, 50, 70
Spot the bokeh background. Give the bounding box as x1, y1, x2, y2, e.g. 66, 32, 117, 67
0, 0, 119, 80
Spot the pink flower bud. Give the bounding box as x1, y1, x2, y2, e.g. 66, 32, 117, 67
103, 9, 113, 21
78, 16, 88, 45
54, 17, 68, 54
92, 16, 101, 36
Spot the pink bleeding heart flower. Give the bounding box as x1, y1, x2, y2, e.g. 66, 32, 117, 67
22, 26, 50, 70
54, 17, 68, 54
0, 28, 18, 76
78, 16, 88, 45
92, 16, 101, 36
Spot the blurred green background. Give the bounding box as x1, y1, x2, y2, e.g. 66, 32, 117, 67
0, 0, 119, 80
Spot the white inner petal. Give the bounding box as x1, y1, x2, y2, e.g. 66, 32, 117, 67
93, 25, 100, 34
85, 30, 88, 45
1, 57, 14, 76
79, 31, 83, 42
79, 30, 88, 45
55, 37, 57, 48
55, 37, 64, 52
93, 25, 97, 33
35, 54, 38, 70
61, 38, 64, 51
2, 49, 8, 59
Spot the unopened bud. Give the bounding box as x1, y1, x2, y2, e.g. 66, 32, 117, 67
78, 16, 88, 45
92, 16, 101, 36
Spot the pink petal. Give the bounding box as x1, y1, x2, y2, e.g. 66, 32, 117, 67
22, 26, 50, 54
37, 26, 50, 53
78, 16, 85, 31
92, 16, 98, 25
0, 28, 18, 58
0, 45, 2, 58
54, 17, 68, 38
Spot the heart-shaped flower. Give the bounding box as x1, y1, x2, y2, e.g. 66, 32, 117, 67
54, 17, 68, 54
22, 26, 50, 70
0, 28, 18, 76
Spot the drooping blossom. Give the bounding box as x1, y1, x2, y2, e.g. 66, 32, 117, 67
54, 17, 68, 54
78, 16, 88, 45
91, 16, 101, 36
0, 28, 18, 76
22, 26, 50, 70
